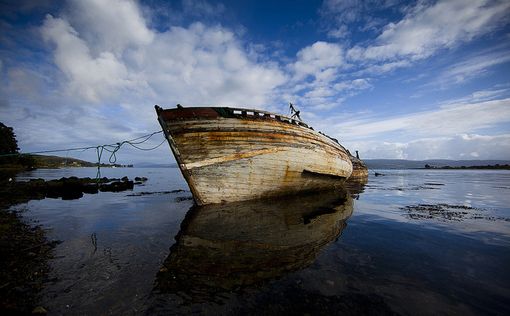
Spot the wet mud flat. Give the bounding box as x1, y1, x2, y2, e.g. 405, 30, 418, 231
0, 174, 147, 314
0, 208, 58, 314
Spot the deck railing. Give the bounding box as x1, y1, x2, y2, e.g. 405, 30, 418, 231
221, 107, 311, 129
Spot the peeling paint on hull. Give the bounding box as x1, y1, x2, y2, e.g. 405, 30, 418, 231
156, 106, 353, 205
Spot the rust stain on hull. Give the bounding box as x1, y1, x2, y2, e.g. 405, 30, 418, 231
156, 105, 353, 205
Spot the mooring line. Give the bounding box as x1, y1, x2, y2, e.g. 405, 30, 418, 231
0, 130, 166, 180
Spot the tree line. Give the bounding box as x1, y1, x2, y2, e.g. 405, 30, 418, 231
0, 122, 35, 169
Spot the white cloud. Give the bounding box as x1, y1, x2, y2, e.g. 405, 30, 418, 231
291, 41, 345, 81
349, 0, 510, 66
333, 78, 372, 91
330, 98, 510, 141
404, 134, 510, 160
320, 0, 363, 22
3, 0, 288, 163
3, 0, 510, 163
319, 0, 396, 39
435, 49, 510, 86
439, 87, 510, 106
299, 78, 371, 99
345, 140, 408, 159
66, 0, 154, 53
41, 15, 143, 102
346, 134, 510, 160
40, 1, 286, 107
359, 60, 411, 75
5, 67, 49, 103
284, 41, 371, 110
141, 23, 286, 106
327, 25, 349, 39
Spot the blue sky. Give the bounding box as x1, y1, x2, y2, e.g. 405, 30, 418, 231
1, 0, 509, 164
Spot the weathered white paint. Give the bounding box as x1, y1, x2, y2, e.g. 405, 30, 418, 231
160, 114, 353, 205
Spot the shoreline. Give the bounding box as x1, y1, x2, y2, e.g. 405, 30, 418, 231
0, 174, 146, 314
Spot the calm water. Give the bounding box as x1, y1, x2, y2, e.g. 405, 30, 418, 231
13, 168, 510, 315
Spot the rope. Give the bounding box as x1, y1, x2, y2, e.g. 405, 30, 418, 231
0, 130, 165, 179
0, 130, 163, 158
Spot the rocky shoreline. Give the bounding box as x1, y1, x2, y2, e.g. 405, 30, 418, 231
0, 175, 147, 314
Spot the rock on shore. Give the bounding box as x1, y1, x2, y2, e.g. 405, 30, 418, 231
0, 175, 147, 314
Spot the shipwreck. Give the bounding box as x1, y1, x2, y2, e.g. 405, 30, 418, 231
156, 104, 353, 205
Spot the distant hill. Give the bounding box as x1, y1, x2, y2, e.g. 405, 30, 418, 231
0, 154, 132, 169
32, 155, 133, 168
30, 155, 96, 168
364, 159, 510, 169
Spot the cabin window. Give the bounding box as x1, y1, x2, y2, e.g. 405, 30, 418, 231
233, 110, 242, 115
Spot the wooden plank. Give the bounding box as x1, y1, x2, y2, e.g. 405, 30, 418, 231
158, 108, 353, 205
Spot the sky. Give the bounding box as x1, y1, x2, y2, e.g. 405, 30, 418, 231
1, 0, 509, 164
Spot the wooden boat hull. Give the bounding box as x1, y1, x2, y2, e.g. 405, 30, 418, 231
349, 154, 369, 181
156, 106, 353, 205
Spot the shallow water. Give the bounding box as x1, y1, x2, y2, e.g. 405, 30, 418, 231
13, 168, 510, 315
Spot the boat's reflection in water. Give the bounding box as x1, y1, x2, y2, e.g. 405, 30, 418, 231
346, 176, 368, 200
155, 186, 361, 301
